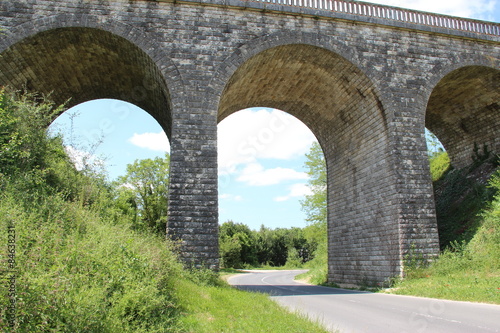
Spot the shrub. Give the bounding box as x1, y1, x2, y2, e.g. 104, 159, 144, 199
429, 151, 450, 182
0, 90, 184, 332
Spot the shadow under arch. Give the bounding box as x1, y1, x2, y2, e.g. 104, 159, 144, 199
0, 15, 180, 138
425, 64, 500, 169
217, 42, 401, 285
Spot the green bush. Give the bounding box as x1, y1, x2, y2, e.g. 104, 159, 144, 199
429, 151, 450, 182
0, 184, 185, 332
0, 90, 184, 332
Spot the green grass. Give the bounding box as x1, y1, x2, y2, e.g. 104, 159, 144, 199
386, 272, 500, 303
176, 278, 328, 333
0, 192, 185, 332
0, 190, 331, 332
387, 169, 500, 304
295, 241, 329, 286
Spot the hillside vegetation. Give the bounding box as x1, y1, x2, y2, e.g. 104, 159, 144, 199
0, 90, 328, 332
388, 151, 500, 304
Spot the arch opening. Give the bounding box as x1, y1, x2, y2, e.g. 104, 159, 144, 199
49, 98, 171, 234
217, 107, 320, 268
426, 66, 500, 169
218, 44, 398, 285
49, 99, 170, 181
217, 107, 317, 227
0, 27, 172, 137
425, 66, 499, 250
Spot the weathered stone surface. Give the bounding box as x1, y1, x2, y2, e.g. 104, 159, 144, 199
0, 0, 498, 284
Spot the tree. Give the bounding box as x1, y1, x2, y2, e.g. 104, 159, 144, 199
254, 226, 288, 266
116, 155, 170, 234
301, 141, 327, 227
0, 89, 64, 176
0, 89, 111, 209
300, 142, 328, 264
219, 221, 258, 267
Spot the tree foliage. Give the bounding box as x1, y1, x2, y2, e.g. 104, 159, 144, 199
0, 89, 64, 176
116, 155, 170, 234
300, 141, 328, 260
218, 221, 314, 268
0, 89, 109, 207
301, 141, 327, 226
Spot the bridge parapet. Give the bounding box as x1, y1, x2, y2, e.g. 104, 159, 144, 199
249, 0, 500, 36
178, 0, 500, 40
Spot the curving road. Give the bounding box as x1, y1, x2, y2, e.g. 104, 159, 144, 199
227, 270, 500, 333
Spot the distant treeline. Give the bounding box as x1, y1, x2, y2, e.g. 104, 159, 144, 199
219, 220, 325, 268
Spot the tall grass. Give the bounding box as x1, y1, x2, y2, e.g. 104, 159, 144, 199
0, 185, 185, 332
389, 169, 500, 304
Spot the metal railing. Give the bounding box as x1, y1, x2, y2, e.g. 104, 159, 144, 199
248, 0, 500, 36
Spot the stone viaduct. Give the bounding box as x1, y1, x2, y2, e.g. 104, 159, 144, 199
0, 0, 499, 285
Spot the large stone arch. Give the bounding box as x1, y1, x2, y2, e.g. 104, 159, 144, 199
0, 13, 183, 137
424, 57, 500, 169
209, 30, 390, 110
213, 32, 402, 285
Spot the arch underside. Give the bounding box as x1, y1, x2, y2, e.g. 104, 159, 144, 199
219, 44, 400, 284
426, 66, 500, 169
0, 27, 172, 137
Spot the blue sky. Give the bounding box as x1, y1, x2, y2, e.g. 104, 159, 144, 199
49, 0, 499, 231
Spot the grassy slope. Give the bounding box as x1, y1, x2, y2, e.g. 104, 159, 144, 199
177, 278, 328, 333
387, 154, 500, 304
0, 191, 184, 332
388, 191, 500, 304
0, 190, 329, 332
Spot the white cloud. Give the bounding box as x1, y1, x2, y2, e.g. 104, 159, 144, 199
128, 131, 170, 153
218, 108, 316, 174
237, 163, 309, 186
367, 0, 497, 21
219, 193, 243, 201
274, 183, 313, 202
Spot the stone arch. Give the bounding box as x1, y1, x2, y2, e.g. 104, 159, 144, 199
424, 57, 500, 169
0, 13, 183, 138
209, 31, 389, 112
214, 34, 401, 285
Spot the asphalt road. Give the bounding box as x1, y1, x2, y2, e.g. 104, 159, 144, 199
227, 270, 500, 333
